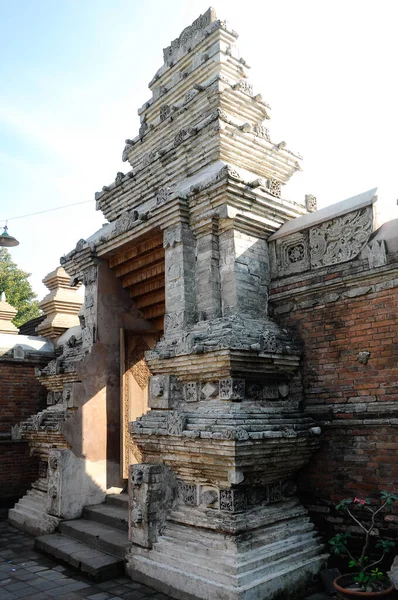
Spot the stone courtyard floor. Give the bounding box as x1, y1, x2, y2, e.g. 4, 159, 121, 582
5, 512, 395, 600
0, 516, 172, 600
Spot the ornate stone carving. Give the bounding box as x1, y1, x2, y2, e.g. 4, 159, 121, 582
160, 104, 171, 121
167, 412, 186, 436
309, 207, 372, 268
361, 239, 387, 269
288, 244, 305, 263
148, 375, 181, 410
163, 225, 183, 248
305, 194, 317, 213
132, 469, 143, 485
142, 151, 156, 167
217, 165, 241, 181
115, 171, 124, 185
219, 378, 245, 400
253, 123, 270, 141
185, 382, 199, 402
163, 8, 216, 65
269, 179, 282, 198
179, 481, 197, 505
262, 332, 277, 353
48, 456, 58, 471
129, 338, 151, 390
262, 385, 279, 400
200, 381, 219, 400
184, 89, 199, 104
139, 120, 148, 138
156, 184, 176, 205
235, 428, 249, 440
246, 383, 263, 400
274, 232, 310, 276
219, 489, 246, 512
233, 81, 253, 95
131, 508, 143, 524
174, 127, 196, 146
268, 481, 283, 503
122, 143, 132, 162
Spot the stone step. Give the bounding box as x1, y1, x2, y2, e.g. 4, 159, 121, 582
35, 533, 125, 581
16, 496, 46, 512
164, 516, 314, 551
83, 503, 128, 531
148, 536, 322, 587
106, 492, 129, 508
8, 505, 60, 536
59, 518, 130, 559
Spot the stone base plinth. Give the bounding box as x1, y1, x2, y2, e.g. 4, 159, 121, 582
126, 500, 328, 600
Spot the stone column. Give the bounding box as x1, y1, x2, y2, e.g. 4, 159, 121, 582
163, 223, 196, 333
193, 216, 221, 321
219, 219, 269, 319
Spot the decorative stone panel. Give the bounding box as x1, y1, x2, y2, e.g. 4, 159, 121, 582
309, 206, 372, 268
178, 481, 197, 505
274, 232, 310, 277
219, 378, 245, 401
219, 489, 246, 512
129, 464, 176, 548
148, 375, 181, 409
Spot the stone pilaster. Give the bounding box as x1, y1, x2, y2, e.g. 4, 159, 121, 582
193, 216, 221, 321
37, 267, 83, 339
219, 219, 269, 319
0, 293, 18, 334
163, 223, 196, 332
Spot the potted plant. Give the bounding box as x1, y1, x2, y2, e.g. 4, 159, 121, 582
329, 491, 397, 598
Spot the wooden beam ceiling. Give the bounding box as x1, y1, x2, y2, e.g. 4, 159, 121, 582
108, 233, 165, 329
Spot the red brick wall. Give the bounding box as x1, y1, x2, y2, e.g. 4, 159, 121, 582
0, 441, 39, 502
270, 278, 398, 537
0, 359, 47, 502
0, 361, 47, 435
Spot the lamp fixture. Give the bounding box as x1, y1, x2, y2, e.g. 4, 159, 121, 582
0, 224, 19, 247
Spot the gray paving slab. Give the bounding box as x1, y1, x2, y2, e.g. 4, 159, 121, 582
0, 518, 172, 600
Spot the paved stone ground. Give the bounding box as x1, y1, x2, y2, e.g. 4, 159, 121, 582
0, 517, 172, 600
2, 513, 395, 600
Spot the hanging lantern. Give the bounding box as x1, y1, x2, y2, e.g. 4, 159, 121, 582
0, 225, 19, 247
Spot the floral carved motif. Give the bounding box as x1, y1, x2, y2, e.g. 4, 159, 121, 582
178, 482, 197, 505
288, 244, 305, 263
309, 207, 372, 268
219, 489, 246, 512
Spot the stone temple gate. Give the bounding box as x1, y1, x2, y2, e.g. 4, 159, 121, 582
9, 8, 398, 600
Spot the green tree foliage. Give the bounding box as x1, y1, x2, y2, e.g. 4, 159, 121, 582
0, 248, 40, 327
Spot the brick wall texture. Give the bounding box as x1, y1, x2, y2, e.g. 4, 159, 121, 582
0, 362, 47, 435
271, 272, 398, 540
0, 360, 46, 500
0, 441, 39, 502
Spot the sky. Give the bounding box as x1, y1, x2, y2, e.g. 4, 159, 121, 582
1, 0, 397, 299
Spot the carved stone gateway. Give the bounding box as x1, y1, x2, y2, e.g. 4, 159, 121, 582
112, 9, 327, 600
58, 8, 327, 600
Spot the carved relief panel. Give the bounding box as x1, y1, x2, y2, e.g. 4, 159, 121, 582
121, 330, 160, 478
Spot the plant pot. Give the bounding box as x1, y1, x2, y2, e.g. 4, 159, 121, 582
333, 574, 395, 599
